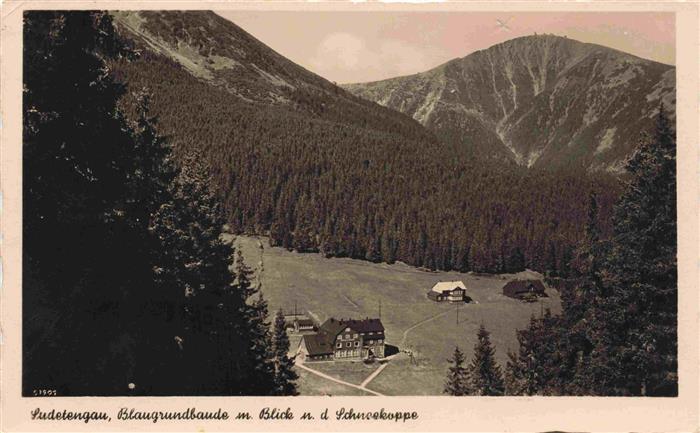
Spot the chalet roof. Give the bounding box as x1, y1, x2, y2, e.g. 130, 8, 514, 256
319, 317, 384, 336
431, 281, 467, 293
319, 318, 347, 336
502, 279, 546, 296
296, 318, 315, 327
342, 318, 384, 334
301, 333, 334, 356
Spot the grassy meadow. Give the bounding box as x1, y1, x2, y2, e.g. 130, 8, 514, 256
231, 235, 561, 396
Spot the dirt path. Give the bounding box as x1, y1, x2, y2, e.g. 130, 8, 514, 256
359, 362, 389, 388
342, 294, 360, 309
296, 360, 384, 396
399, 305, 465, 348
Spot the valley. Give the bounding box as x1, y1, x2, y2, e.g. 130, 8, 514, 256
232, 235, 561, 396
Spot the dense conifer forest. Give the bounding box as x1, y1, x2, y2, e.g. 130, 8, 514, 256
113, 50, 621, 276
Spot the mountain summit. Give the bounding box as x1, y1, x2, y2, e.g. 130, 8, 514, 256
344, 34, 675, 172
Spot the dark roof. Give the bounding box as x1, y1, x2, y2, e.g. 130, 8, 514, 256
503, 279, 546, 297
319, 318, 347, 336
301, 333, 334, 356
319, 317, 384, 335
343, 318, 384, 333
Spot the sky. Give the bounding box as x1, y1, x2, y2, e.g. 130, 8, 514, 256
216, 11, 675, 84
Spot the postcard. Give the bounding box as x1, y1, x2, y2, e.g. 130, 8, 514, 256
1, 1, 698, 431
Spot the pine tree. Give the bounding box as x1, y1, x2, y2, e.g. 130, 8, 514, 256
507, 310, 573, 395
504, 351, 524, 396
272, 309, 299, 395
380, 223, 396, 264
505, 317, 539, 396
444, 346, 469, 396
123, 91, 185, 395
590, 106, 677, 396
466, 325, 505, 396
22, 11, 158, 395
234, 250, 276, 395
548, 192, 606, 395
292, 194, 317, 252
149, 149, 247, 395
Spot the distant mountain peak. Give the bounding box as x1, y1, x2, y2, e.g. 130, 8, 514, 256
345, 35, 675, 171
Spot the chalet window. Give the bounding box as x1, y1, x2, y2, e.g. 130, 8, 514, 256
336, 343, 342, 348
369, 332, 374, 335
346, 342, 351, 348
378, 339, 383, 344
354, 341, 359, 347
353, 333, 358, 338
369, 340, 374, 345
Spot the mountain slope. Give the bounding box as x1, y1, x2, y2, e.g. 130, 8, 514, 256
109, 11, 621, 274
344, 35, 676, 172
112, 10, 434, 141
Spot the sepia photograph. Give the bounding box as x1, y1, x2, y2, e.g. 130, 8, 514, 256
19, 7, 680, 399
3, 1, 700, 430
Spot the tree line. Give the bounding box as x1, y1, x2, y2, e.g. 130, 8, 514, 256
23, 11, 297, 396
112, 46, 621, 277
446, 111, 677, 396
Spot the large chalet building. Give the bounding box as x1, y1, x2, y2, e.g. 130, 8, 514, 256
427, 281, 471, 303
502, 279, 546, 300
297, 317, 385, 362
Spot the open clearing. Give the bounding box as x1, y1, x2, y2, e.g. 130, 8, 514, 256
295, 367, 372, 396
307, 360, 381, 386
233, 235, 561, 396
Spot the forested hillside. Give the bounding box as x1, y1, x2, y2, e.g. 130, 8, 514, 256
112, 11, 621, 275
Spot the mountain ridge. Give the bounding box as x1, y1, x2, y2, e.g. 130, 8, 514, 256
344, 34, 675, 171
